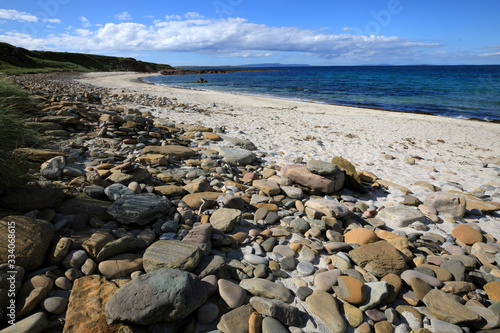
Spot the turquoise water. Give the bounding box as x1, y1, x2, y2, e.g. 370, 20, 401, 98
142, 66, 500, 122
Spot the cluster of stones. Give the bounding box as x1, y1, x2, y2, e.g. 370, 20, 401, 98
0, 73, 499, 333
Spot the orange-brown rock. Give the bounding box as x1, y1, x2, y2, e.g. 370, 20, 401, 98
344, 228, 378, 245
333, 276, 366, 304
484, 281, 500, 301
451, 224, 483, 245
63, 275, 123, 333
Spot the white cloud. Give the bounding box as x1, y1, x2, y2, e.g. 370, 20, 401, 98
115, 11, 132, 21
0, 15, 440, 61
185, 12, 204, 19
342, 27, 354, 32
166, 14, 181, 20
0, 9, 62, 24
0, 9, 39, 22
79, 16, 91, 27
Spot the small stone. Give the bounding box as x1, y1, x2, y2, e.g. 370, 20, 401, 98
42, 296, 68, 315
240, 278, 293, 303
333, 275, 366, 305
196, 303, 219, 324
484, 281, 500, 301
305, 290, 346, 333
218, 279, 247, 308
262, 316, 289, 333
343, 303, 364, 327
217, 304, 254, 333
250, 296, 301, 326
344, 228, 379, 245
210, 208, 242, 232
296, 286, 313, 301
297, 261, 315, 276
374, 321, 394, 333
314, 269, 342, 291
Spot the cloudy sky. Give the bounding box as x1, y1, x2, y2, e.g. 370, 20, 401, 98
1, 0, 499, 66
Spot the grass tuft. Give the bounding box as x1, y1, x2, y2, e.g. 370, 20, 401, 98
0, 77, 39, 190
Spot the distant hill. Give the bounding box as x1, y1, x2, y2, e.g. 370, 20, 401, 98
0, 42, 173, 75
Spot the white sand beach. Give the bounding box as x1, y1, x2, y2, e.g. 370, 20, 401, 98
76, 72, 500, 238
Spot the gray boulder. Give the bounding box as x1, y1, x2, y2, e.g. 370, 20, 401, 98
105, 268, 207, 325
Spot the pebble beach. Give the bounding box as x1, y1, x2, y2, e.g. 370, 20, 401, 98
0, 71, 499, 333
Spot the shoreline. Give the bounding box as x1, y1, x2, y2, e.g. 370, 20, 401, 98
139, 73, 500, 124
76, 71, 500, 239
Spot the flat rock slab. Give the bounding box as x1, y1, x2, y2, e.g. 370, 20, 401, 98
376, 206, 426, 228
143, 240, 201, 273
141, 145, 197, 158
423, 289, 481, 325
63, 275, 123, 333
105, 268, 207, 325
107, 193, 171, 225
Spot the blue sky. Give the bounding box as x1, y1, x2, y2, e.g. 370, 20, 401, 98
1, 0, 499, 66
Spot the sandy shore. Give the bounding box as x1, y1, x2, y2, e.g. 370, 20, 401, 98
76, 72, 500, 238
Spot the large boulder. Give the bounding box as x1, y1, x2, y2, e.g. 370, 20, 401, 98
281, 164, 344, 193
105, 268, 207, 325
107, 193, 171, 225
0, 216, 54, 271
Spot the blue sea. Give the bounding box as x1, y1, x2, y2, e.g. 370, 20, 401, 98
142, 65, 500, 122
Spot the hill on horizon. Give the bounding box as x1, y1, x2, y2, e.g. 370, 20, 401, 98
0, 43, 173, 75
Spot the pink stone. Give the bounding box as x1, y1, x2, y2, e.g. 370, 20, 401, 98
281, 164, 344, 193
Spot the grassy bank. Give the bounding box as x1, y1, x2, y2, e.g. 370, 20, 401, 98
0, 77, 39, 189
0, 42, 174, 75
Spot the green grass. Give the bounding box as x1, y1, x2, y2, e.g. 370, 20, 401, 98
0, 42, 174, 75
0, 77, 39, 189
